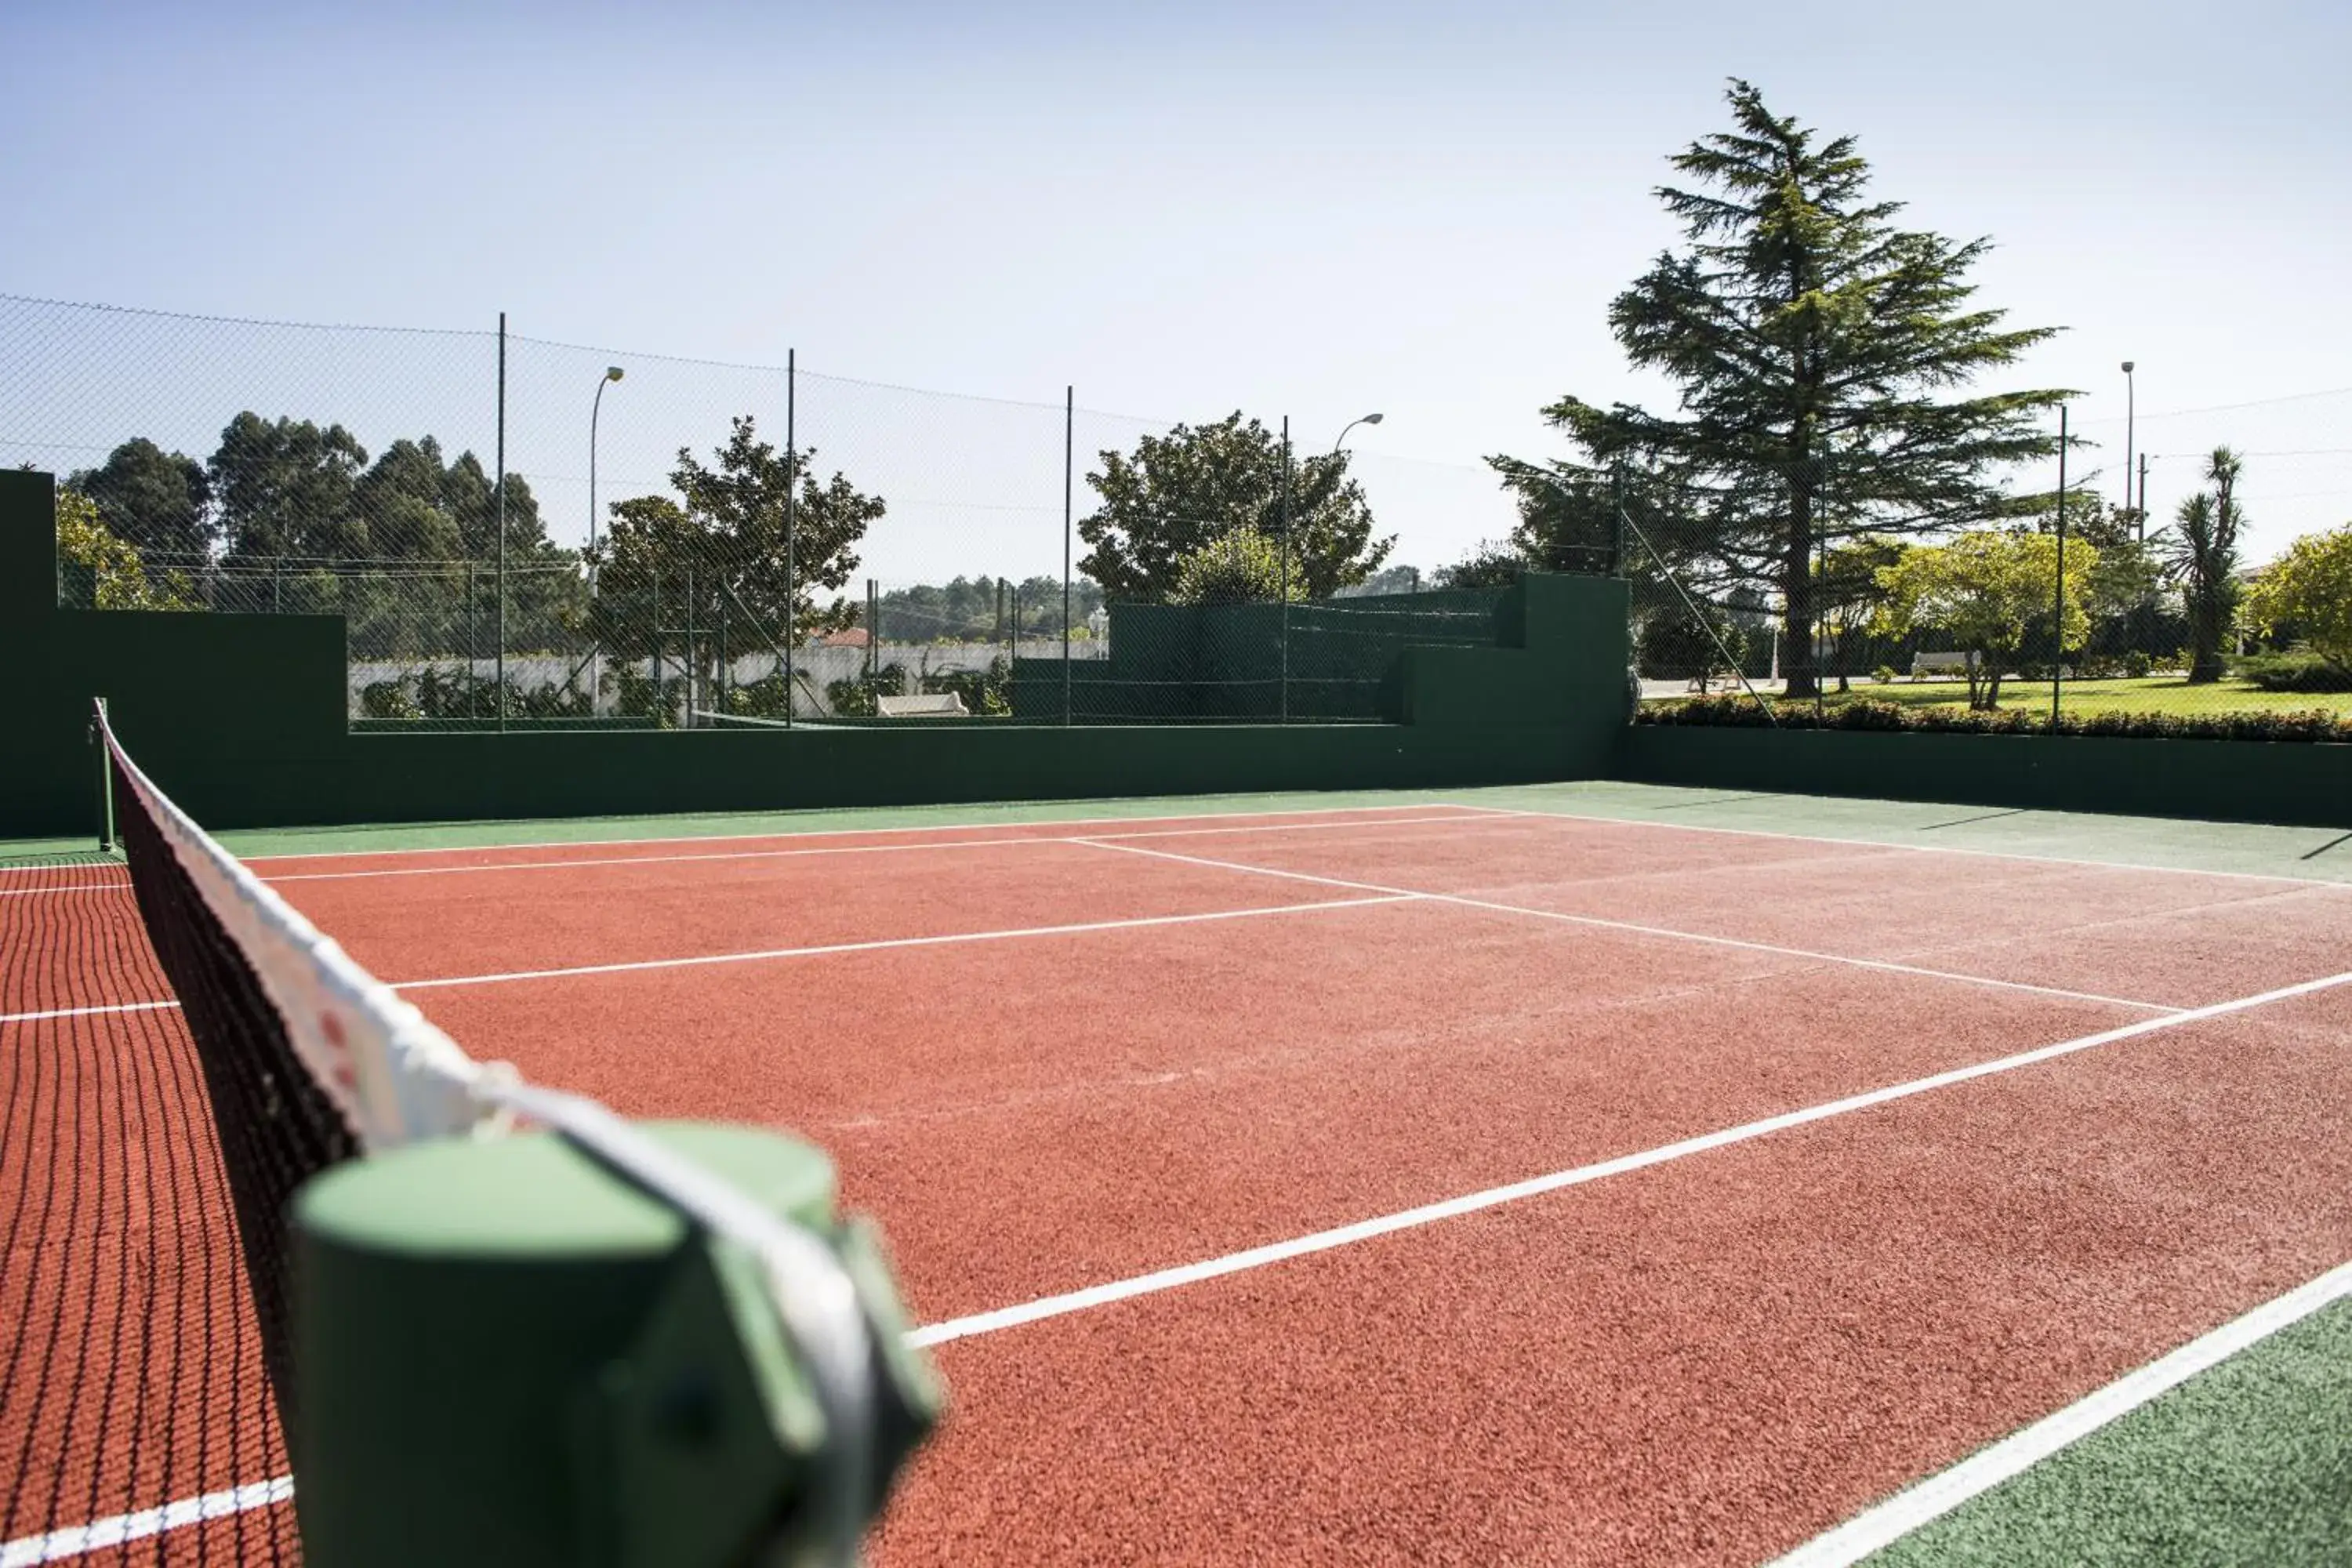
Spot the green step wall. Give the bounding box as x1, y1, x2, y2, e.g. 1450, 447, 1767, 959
1, 471, 1631, 837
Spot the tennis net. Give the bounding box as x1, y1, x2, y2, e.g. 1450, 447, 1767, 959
101, 702, 494, 1407
93, 698, 924, 1563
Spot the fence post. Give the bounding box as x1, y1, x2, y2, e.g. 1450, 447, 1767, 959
495, 311, 507, 734
2053, 404, 2068, 725
1279, 415, 1292, 724
1062, 386, 1073, 727
785, 350, 797, 729
465, 561, 477, 719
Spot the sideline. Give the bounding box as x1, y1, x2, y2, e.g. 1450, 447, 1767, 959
908, 966, 2352, 1348
1765, 1257, 2352, 1566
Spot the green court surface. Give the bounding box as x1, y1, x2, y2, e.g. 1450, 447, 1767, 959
9, 779, 2352, 884
1861, 1295, 2352, 1567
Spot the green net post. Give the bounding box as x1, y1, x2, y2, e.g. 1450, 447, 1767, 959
89, 697, 115, 851
290, 1121, 938, 1567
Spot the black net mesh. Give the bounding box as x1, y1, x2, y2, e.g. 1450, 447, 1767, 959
111, 753, 361, 1413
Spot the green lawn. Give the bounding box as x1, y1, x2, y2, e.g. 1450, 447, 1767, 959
1663, 677, 2352, 720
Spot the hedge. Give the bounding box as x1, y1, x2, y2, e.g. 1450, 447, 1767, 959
1637, 692, 2352, 744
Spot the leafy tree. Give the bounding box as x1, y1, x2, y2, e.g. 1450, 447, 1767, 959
1079, 413, 1393, 602
1486, 459, 1624, 575
589, 417, 884, 691
71, 439, 213, 559
2244, 524, 2352, 678
53, 488, 198, 609
1816, 536, 1907, 689
1337, 564, 1428, 597
1517, 80, 2068, 699
2155, 447, 2248, 682
1169, 528, 1305, 604
209, 412, 371, 560
1434, 543, 1525, 590
1873, 529, 2096, 708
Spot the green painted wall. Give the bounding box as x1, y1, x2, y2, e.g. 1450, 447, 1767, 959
2, 471, 1631, 836
1620, 724, 2352, 829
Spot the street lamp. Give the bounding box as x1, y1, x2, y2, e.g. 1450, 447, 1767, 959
588, 366, 624, 706
2120, 361, 2136, 532
1333, 411, 1385, 456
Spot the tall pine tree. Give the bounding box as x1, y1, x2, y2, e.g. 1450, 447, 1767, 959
1529, 80, 2069, 698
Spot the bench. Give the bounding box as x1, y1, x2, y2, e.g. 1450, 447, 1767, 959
1910, 652, 1979, 679
876, 691, 969, 718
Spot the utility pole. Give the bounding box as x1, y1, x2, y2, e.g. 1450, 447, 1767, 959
2120, 361, 2136, 527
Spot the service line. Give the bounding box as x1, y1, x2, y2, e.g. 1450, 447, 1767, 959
1077, 837, 2183, 1016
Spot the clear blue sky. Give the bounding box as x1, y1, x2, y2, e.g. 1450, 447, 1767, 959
3, 0, 2347, 576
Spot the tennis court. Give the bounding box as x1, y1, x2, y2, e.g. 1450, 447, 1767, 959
6, 786, 2352, 1563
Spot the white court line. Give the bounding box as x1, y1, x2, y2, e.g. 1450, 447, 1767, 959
215, 800, 1483, 866
0, 896, 1418, 1022
0, 1000, 181, 1026
1766, 1255, 2352, 1567
21, 966, 2351, 1562
0, 1475, 295, 1567
387, 894, 1421, 993
1079, 839, 2184, 1016
249, 812, 1489, 885
907, 965, 2352, 1348
1457, 800, 2352, 891
0, 881, 129, 898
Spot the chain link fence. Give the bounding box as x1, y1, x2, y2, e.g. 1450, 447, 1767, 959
14, 294, 1530, 731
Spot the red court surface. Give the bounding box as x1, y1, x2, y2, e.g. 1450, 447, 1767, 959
5, 803, 2350, 1565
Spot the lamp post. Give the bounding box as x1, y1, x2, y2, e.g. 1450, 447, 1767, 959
2120, 361, 2136, 530
1332, 411, 1384, 456
588, 365, 624, 710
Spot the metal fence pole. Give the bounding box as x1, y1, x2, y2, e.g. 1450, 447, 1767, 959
1279, 415, 1292, 724
1062, 385, 1073, 727
785, 350, 797, 729
2053, 404, 2068, 725
495, 311, 507, 734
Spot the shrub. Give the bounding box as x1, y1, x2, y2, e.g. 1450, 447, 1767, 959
2233, 650, 2352, 692
1637, 691, 2352, 743
2122, 651, 2153, 678
360, 678, 420, 720
1871, 665, 1896, 684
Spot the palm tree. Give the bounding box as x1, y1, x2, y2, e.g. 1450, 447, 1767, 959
2155, 447, 2246, 682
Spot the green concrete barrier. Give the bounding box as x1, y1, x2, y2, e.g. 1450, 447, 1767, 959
2, 469, 1631, 837
1619, 723, 2352, 829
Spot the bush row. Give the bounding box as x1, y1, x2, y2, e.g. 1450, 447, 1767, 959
2233, 651, 2352, 692
1636, 692, 2352, 744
